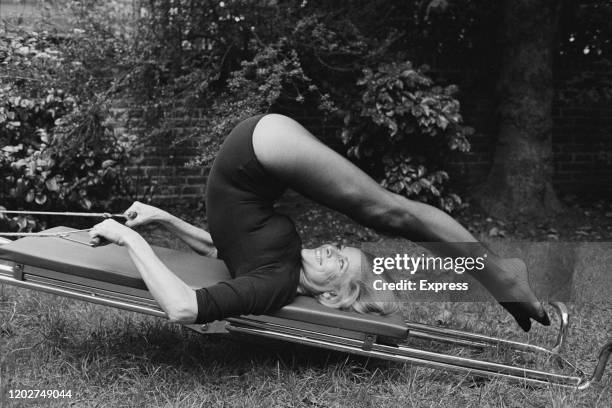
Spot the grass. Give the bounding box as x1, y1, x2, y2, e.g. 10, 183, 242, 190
1, 194, 611, 407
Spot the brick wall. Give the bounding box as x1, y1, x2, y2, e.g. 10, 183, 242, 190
430, 66, 612, 197
552, 102, 612, 195
125, 138, 209, 206
122, 69, 612, 205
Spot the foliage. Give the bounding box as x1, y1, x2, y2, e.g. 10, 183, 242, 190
0, 28, 138, 232
193, 38, 335, 164
120, 0, 474, 211
557, 1, 612, 104
342, 62, 472, 212
3, 0, 609, 222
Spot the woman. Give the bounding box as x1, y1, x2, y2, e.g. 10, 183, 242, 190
90, 114, 550, 331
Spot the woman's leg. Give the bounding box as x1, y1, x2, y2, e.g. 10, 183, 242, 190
253, 114, 550, 331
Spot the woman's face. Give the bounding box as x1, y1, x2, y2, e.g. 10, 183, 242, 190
300, 244, 363, 293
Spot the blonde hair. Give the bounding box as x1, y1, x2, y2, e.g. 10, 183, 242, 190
315, 251, 399, 316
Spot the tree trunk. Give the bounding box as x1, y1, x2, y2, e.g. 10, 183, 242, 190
476, 0, 563, 218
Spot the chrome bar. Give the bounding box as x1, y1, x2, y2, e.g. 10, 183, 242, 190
578, 340, 612, 390
0, 233, 607, 389
593, 341, 612, 382
0, 228, 93, 237
405, 322, 552, 354
24, 274, 158, 309
227, 301, 609, 388
0, 272, 166, 318
404, 301, 570, 356
550, 302, 569, 354
0, 210, 135, 219
391, 342, 580, 385
228, 316, 582, 384
227, 323, 585, 387
0, 263, 13, 273
243, 318, 579, 384
227, 316, 369, 345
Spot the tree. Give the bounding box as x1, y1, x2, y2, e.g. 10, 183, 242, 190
475, 0, 564, 218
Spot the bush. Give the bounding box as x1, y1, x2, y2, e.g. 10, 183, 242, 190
123, 2, 473, 212
0, 28, 138, 232
342, 62, 472, 212
20, 1, 471, 215
192, 38, 334, 165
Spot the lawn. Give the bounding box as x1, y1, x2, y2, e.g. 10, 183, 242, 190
1, 194, 611, 407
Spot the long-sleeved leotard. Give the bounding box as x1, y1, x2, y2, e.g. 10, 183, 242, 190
194, 115, 302, 323
194, 113, 548, 331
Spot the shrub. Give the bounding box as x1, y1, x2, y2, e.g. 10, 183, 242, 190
60, 1, 473, 214
192, 38, 334, 165
0, 28, 138, 232
342, 62, 472, 212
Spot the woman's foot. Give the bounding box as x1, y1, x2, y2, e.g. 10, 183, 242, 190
499, 301, 550, 331
481, 258, 551, 332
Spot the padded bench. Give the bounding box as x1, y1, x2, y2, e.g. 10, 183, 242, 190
0, 227, 408, 340
3, 228, 608, 388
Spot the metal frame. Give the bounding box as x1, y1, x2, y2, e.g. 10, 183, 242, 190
226, 305, 611, 389
0, 260, 165, 317
0, 253, 610, 389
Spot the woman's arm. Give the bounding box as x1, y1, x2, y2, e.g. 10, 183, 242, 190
124, 201, 217, 257
157, 213, 217, 258
90, 220, 198, 323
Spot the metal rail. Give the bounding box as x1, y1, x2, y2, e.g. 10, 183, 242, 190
0, 242, 609, 389
403, 302, 569, 355
0, 263, 166, 318
226, 323, 581, 387
226, 316, 610, 389
0, 210, 136, 219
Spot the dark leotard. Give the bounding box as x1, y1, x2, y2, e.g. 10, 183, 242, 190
194, 115, 302, 323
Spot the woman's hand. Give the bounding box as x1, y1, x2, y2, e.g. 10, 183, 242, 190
123, 201, 169, 228
89, 219, 139, 247
93, 219, 198, 323
122, 201, 217, 257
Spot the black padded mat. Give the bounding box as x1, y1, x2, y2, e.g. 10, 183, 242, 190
0, 227, 230, 290
0, 227, 408, 338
